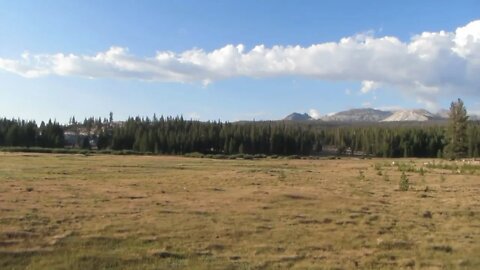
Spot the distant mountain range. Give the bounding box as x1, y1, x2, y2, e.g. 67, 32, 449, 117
320, 108, 392, 122
283, 112, 313, 121
381, 109, 441, 122
283, 108, 478, 122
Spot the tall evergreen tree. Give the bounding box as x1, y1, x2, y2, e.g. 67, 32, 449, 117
445, 98, 469, 159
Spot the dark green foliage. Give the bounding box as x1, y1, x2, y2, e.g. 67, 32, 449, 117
445, 98, 469, 159
2, 107, 480, 158
107, 117, 322, 156
81, 137, 91, 149
323, 125, 447, 158
96, 131, 110, 149
81, 115, 468, 157
0, 118, 64, 148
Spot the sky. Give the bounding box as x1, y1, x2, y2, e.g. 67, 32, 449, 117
0, 0, 479, 123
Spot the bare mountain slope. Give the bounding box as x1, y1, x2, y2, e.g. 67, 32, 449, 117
320, 108, 392, 122
382, 109, 440, 122
283, 112, 313, 121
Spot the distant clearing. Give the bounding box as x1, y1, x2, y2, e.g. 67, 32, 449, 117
0, 153, 479, 269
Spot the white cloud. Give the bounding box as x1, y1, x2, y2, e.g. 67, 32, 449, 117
416, 97, 440, 112
308, 109, 321, 119
1, 20, 480, 106
360, 80, 380, 94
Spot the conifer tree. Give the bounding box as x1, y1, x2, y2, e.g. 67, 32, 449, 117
445, 98, 469, 159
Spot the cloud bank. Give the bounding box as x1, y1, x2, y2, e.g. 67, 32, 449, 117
1, 20, 479, 106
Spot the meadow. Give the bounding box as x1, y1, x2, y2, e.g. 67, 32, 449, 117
0, 153, 479, 269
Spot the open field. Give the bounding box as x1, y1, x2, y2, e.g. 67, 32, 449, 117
0, 153, 479, 269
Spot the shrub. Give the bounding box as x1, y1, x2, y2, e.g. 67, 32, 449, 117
397, 162, 416, 172
399, 172, 409, 191
358, 170, 366, 181
184, 152, 204, 158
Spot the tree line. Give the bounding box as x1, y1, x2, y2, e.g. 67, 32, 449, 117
1, 100, 479, 158
98, 116, 322, 156
0, 119, 65, 148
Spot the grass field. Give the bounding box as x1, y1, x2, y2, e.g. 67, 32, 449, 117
0, 153, 479, 269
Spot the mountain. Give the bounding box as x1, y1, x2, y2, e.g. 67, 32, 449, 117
381, 109, 441, 122
469, 114, 480, 121
283, 108, 456, 123
435, 109, 450, 119
283, 112, 313, 121
320, 108, 392, 122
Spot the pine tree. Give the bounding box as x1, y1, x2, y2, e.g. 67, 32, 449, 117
81, 136, 90, 149
445, 98, 469, 159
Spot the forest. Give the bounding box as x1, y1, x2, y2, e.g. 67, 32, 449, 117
0, 119, 65, 148
1, 114, 479, 158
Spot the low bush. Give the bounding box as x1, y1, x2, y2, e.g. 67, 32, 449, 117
399, 172, 409, 191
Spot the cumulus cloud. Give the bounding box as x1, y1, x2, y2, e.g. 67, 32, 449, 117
308, 109, 322, 119
1, 20, 480, 105
360, 80, 381, 94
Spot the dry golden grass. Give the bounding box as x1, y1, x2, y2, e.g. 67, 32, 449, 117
0, 153, 479, 269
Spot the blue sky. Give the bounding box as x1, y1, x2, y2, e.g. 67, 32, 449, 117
0, 0, 479, 123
